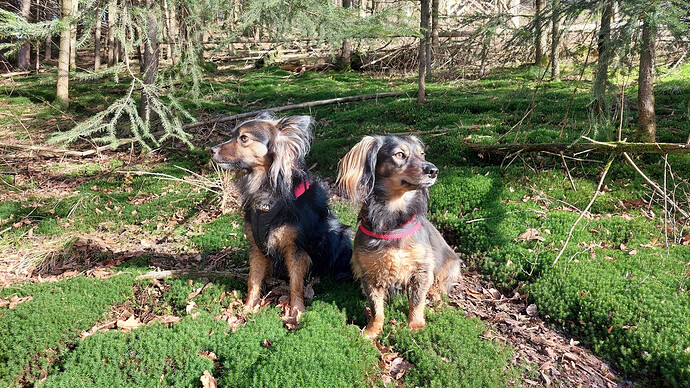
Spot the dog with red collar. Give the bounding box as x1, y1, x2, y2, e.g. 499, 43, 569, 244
211, 112, 352, 317
337, 135, 462, 339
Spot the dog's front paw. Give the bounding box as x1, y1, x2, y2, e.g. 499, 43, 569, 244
408, 319, 426, 331
243, 300, 261, 314
363, 323, 383, 339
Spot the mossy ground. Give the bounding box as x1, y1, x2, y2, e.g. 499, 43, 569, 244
2, 62, 690, 386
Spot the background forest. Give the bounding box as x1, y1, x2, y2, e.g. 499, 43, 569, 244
1, 0, 689, 387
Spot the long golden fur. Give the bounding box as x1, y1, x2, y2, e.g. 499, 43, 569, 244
211, 112, 352, 317
337, 135, 462, 338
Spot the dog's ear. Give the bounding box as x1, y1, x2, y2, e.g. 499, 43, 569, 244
267, 116, 314, 197
255, 110, 277, 121
336, 136, 382, 203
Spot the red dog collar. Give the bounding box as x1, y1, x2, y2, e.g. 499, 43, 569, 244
294, 180, 310, 198
359, 215, 422, 240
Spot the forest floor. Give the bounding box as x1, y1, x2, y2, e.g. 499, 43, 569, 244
1, 63, 689, 387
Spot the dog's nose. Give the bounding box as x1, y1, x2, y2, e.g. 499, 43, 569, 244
210, 145, 220, 159
423, 163, 438, 178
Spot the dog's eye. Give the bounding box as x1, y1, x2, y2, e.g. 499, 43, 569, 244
394, 151, 406, 159
239, 135, 249, 143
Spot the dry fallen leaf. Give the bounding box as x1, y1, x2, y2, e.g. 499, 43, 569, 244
157, 316, 181, 325
516, 228, 546, 242
117, 315, 142, 331
389, 357, 413, 379
200, 370, 217, 388
8, 295, 33, 309
198, 351, 218, 361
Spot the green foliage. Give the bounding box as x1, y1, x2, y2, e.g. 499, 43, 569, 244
0, 274, 136, 386
530, 247, 690, 386
383, 301, 517, 387
428, 160, 690, 384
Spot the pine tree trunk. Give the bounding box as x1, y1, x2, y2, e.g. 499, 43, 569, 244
550, 0, 560, 80
140, 0, 159, 120
43, 4, 52, 61
339, 0, 352, 69
431, 0, 439, 49
45, 36, 52, 60
94, 11, 101, 69
636, 18, 656, 142
107, 0, 115, 66
35, 38, 40, 72
418, 0, 430, 104
69, 0, 77, 70
593, 1, 613, 118
17, 0, 32, 70
56, 0, 72, 106
534, 0, 545, 65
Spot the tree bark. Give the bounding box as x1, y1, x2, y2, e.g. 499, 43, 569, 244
17, 0, 32, 70
45, 36, 52, 60
140, 0, 159, 120
339, 0, 352, 69
94, 11, 102, 69
69, 0, 77, 70
431, 0, 439, 49
56, 0, 72, 106
636, 17, 656, 142
418, 0, 430, 104
534, 0, 545, 65
593, 1, 613, 118
44, 3, 52, 61
107, 0, 115, 66
550, 0, 560, 80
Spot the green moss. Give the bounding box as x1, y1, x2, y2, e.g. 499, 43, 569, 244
0, 274, 136, 386
383, 301, 518, 388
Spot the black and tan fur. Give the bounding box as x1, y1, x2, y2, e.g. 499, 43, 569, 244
211, 112, 351, 316
337, 135, 462, 339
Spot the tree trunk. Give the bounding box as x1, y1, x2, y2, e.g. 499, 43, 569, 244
69, 0, 77, 70
418, 0, 430, 104
45, 36, 52, 60
44, 4, 52, 61
140, 0, 159, 120
509, 0, 520, 28
636, 17, 656, 142
593, 1, 613, 118
534, 0, 545, 65
56, 0, 72, 106
550, 0, 560, 80
17, 0, 32, 70
107, 0, 115, 66
339, 0, 352, 69
94, 11, 101, 69
431, 0, 439, 49
35, 38, 40, 72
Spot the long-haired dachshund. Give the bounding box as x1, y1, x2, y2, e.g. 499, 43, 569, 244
210, 111, 352, 317
337, 135, 462, 339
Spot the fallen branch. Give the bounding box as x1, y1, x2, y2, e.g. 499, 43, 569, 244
553, 157, 614, 265
622, 152, 690, 220
182, 91, 412, 130
1, 71, 31, 78
466, 140, 690, 155
135, 269, 245, 281
2, 139, 135, 158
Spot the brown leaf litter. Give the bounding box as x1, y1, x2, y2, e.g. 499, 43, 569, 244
449, 270, 626, 388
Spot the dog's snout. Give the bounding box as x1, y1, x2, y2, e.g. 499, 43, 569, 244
210, 145, 220, 159
423, 163, 438, 178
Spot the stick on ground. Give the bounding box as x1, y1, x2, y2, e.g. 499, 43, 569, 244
182, 91, 412, 130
